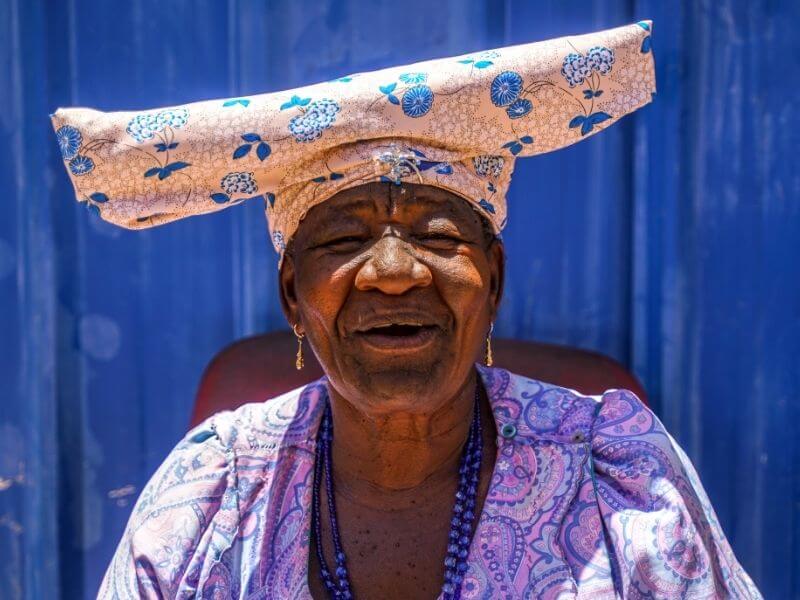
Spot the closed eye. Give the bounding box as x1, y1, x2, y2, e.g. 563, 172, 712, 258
415, 232, 467, 248
421, 232, 457, 239
314, 235, 369, 251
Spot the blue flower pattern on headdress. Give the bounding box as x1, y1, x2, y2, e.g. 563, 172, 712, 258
127, 108, 189, 143
56, 125, 82, 160
562, 46, 614, 87
561, 54, 591, 87
272, 231, 286, 252
211, 172, 258, 204
221, 172, 258, 196
506, 98, 532, 119
490, 71, 536, 126
401, 85, 434, 118
55, 124, 96, 176
51, 22, 655, 257
457, 50, 500, 71
156, 109, 189, 130
478, 198, 496, 214
586, 47, 614, 74
222, 98, 251, 108
69, 155, 94, 176
473, 154, 505, 217
378, 74, 435, 118
490, 71, 523, 107
288, 99, 340, 142
399, 72, 427, 84
57, 42, 616, 208
233, 133, 272, 162
560, 46, 616, 136
637, 21, 653, 53
473, 155, 505, 178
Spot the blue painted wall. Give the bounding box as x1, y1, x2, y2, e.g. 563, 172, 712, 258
1, 0, 797, 597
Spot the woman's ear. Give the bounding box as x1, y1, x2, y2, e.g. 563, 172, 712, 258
278, 254, 300, 327
488, 239, 505, 320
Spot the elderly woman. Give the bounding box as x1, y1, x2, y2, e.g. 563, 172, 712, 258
52, 22, 760, 599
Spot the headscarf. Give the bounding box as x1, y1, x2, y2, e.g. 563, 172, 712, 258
51, 21, 656, 261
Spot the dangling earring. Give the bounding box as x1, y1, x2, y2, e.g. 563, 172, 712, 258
485, 323, 494, 367
293, 324, 305, 370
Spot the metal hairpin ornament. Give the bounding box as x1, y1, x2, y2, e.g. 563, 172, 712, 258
374, 144, 424, 185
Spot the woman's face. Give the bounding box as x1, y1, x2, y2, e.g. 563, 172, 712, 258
280, 182, 504, 414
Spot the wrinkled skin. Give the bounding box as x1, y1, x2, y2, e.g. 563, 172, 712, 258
280, 182, 504, 412
279, 182, 504, 599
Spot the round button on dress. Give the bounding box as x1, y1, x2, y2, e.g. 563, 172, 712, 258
500, 423, 517, 439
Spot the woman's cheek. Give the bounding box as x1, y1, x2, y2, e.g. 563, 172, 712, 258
433, 251, 490, 296
297, 254, 360, 330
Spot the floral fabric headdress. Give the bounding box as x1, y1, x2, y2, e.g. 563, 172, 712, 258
51, 21, 655, 260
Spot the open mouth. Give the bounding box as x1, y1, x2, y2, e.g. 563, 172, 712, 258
355, 322, 439, 350
368, 323, 429, 336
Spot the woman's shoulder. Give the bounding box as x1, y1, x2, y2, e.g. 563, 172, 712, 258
121, 378, 326, 527
196, 376, 328, 455
482, 366, 696, 499
480, 365, 639, 443
98, 378, 328, 597
486, 368, 761, 597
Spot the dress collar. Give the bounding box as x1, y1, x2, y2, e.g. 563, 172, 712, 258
275, 365, 600, 450
475, 364, 600, 446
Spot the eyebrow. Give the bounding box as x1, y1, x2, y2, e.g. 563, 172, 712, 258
401, 192, 455, 208
300, 189, 489, 246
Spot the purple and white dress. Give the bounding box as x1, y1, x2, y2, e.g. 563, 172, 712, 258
99, 367, 761, 599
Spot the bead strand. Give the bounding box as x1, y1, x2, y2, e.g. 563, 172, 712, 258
442, 385, 483, 600
322, 404, 353, 599
313, 384, 483, 599
313, 412, 340, 595
443, 431, 475, 595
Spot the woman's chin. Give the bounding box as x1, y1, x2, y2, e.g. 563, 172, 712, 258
334, 356, 463, 412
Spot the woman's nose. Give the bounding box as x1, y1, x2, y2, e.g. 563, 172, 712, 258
354, 235, 433, 294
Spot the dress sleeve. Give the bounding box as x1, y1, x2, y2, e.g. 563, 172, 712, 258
97, 415, 241, 599
590, 389, 762, 599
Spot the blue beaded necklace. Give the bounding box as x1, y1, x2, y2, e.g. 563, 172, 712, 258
312, 386, 484, 600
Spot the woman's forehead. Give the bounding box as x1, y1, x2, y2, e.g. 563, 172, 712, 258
303, 183, 479, 225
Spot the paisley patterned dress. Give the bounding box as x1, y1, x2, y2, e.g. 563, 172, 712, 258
99, 367, 761, 599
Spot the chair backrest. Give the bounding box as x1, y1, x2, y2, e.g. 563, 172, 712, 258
191, 330, 647, 427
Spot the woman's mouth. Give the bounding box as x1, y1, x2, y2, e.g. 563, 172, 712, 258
354, 322, 439, 351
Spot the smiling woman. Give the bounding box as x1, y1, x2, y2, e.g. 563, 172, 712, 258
50, 22, 761, 600
278, 183, 504, 598
283, 183, 502, 413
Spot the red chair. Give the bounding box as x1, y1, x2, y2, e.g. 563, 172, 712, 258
191, 330, 647, 426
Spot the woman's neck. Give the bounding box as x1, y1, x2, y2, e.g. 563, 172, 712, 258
325, 372, 479, 509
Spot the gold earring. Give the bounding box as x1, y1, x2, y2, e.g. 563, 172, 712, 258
485, 323, 494, 367
293, 324, 305, 370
